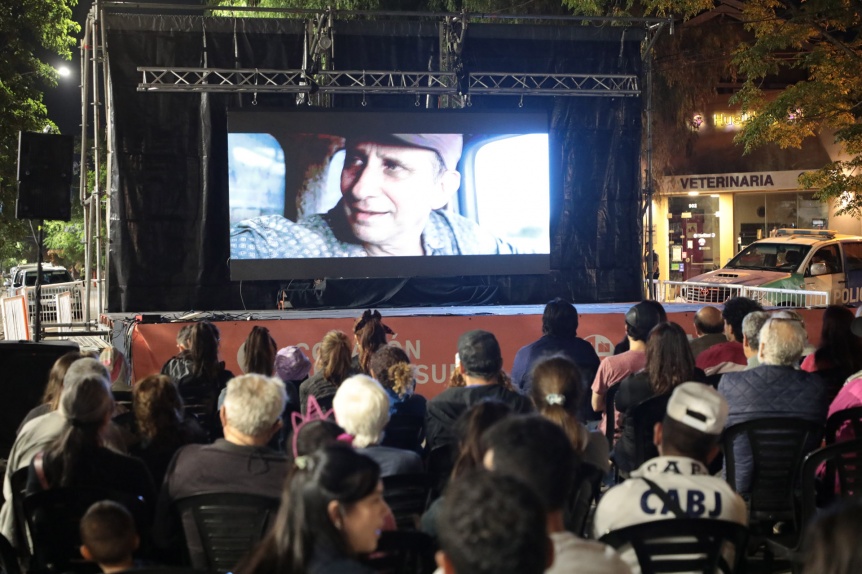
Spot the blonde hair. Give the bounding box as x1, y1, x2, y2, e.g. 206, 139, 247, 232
316, 330, 353, 384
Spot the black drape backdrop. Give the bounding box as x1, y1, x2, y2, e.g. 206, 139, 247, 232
105, 14, 643, 312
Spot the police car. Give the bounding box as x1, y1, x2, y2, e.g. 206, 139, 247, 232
682, 229, 862, 306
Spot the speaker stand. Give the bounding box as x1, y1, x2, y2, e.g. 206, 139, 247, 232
33, 221, 43, 342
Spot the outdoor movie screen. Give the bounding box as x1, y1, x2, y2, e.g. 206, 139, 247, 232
228, 109, 552, 280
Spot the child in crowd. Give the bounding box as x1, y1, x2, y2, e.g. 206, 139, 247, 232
80, 501, 139, 574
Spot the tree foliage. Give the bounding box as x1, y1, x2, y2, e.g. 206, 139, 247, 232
732, 1, 862, 215
0, 0, 79, 271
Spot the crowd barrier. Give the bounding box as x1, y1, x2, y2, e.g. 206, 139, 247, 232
647, 280, 830, 308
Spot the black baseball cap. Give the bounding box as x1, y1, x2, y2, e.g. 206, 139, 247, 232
625, 301, 662, 340
457, 330, 503, 378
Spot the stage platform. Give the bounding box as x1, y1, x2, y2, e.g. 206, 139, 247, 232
105, 303, 824, 400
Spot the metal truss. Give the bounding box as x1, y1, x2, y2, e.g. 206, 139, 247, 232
138, 67, 640, 97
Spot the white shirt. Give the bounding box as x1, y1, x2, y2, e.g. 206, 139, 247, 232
592, 455, 747, 574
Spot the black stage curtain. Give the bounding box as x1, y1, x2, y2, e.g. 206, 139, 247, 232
105, 14, 643, 311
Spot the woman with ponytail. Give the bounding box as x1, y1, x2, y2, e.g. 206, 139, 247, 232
353, 310, 393, 375
26, 358, 155, 504
369, 345, 426, 452
300, 331, 359, 415
239, 445, 389, 574
530, 356, 609, 474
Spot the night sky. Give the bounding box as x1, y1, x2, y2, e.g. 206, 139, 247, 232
45, 0, 205, 136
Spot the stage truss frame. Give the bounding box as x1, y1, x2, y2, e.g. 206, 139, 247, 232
80, 1, 670, 319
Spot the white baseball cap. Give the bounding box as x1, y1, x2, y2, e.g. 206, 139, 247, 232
666, 382, 728, 435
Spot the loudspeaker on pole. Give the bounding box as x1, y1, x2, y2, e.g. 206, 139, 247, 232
16, 131, 75, 221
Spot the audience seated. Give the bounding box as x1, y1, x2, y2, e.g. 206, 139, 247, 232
612, 300, 666, 355
614, 322, 700, 473
353, 309, 394, 375
1, 358, 124, 547
688, 306, 726, 359
801, 498, 862, 574
299, 330, 359, 415
100, 347, 130, 392
291, 419, 348, 458
740, 311, 770, 370
696, 297, 764, 375
436, 470, 551, 574
160, 321, 234, 432
426, 330, 531, 452
80, 501, 139, 574
129, 374, 208, 488
592, 301, 662, 439
332, 375, 422, 477
801, 305, 862, 401
421, 400, 512, 538
483, 416, 629, 574
275, 345, 312, 413
240, 445, 389, 574
154, 374, 288, 559
718, 317, 830, 494
17, 351, 85, 433
369, 345, 426, 452
530, 356, 609, 473
593, 383, 746, 572
511, 299, 601, 419
25, 362, 155, 502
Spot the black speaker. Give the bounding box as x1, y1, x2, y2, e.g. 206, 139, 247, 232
0, 340, 79, 458
16, 132, 74, 221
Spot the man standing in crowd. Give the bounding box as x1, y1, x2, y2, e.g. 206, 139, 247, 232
154, 374, 288, 559
436, 471, 552, 574
483, 416, 630, 574
592, 301, 662, 437
511, 298, 601, 421
231, 134, 516, 258
592, 383, 747, 570
696, 297, 764, 375
718, 317, 829, 494
426, 330, 532, 452
688, 306, 726, 359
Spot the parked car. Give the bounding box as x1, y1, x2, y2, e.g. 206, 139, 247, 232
7, 264, 74, 297
682, 229, 862, 306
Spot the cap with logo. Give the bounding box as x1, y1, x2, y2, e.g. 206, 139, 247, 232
666, 382, 729, 435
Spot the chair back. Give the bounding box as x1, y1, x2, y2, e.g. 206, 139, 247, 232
600, 518, 748, 574
22, 487, 149, 574
722, 417, 823, 523
564, 462, 604, 537
799, 438, 862, 525
382, 474, 433, 530
605, 382, 622, 447
361, 530, 437, 574
0, 533, 21, 574
629, 393, 671, 468
9, 467, 30, 555
825, 407, 862, 445
174, 492, 280, 572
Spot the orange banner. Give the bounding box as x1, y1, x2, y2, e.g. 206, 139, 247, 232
130, 307, 824, 400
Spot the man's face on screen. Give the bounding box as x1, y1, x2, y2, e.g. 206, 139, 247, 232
340, 140, 454, 256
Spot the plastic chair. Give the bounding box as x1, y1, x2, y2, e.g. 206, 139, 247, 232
22, 487, 150, 574
600, 518, 749, 574
825, 406, 862, 445
722, 418, 823, 525
382, 474, 434, 531
563, 462, 604, 537
604, 382, 622, 448
765, 438, 862, 573
360, 530, 437, 574
174, 492, 280, 572
629, 393, 671, 469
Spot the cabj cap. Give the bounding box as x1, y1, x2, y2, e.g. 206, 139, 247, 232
666, 382, 728, 435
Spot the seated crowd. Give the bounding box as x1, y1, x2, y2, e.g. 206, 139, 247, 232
2, 298, 862, 574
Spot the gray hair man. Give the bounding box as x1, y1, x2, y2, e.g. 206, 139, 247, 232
741, 311, 770, 370
718, 317, 829, 494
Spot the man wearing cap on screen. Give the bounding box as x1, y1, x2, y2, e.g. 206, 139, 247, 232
592, 383, 746, 571
230, 134, 517, 258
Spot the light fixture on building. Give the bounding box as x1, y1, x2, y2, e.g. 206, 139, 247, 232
687, 191, 699, 196
710, 194, 719, 198
690, 113, 704, 131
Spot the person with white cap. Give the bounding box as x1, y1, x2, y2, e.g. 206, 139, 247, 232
230, 133, 517, 258
592, 382, 747, 570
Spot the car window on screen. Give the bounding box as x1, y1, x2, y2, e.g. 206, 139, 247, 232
227, 133, 285, 225
473, 134, 550, 254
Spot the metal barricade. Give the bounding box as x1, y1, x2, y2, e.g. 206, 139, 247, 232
649, 279, 829, 307
21, 281, 86, 327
